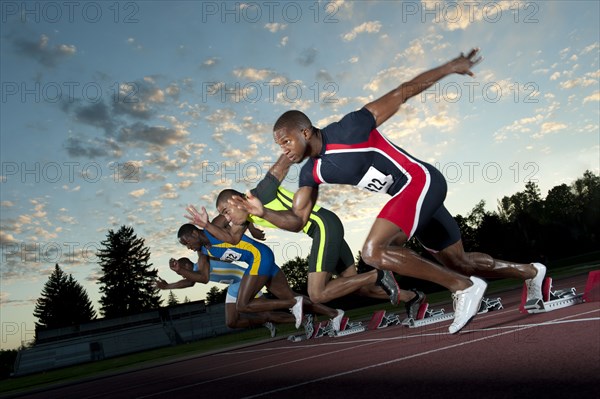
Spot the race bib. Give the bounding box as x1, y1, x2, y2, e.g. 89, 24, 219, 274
220, 249, 241, 262
356, 166, 394, 193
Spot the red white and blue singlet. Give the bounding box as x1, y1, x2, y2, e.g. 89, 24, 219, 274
299, 108, 461, 251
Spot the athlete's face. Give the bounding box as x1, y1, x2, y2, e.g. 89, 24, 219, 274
218, 201, 248, 225
274, 127, 308, 163
178, 230, 208, 251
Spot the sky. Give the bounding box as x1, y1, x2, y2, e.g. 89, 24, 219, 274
1, 1, 598, 350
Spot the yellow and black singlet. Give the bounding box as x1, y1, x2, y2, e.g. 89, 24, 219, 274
248, 172, 354, 274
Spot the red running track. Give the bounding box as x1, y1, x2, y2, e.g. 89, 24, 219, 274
10, 272, 600, 399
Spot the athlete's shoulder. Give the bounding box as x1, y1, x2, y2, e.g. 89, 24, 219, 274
322, 108, 376, 139
299, 158, 318, 188
204, 230, 221, 245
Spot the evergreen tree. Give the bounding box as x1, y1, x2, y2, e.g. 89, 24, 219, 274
33, 264, 96, 330
205, 286, 227, 305
97, 225, 162, 317
167, 290, 179, 306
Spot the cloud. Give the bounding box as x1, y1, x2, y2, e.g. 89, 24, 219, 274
201, 57, 219, 68
341, 21, 382, 41
583, 91, 600, 104
0, 230, 18, 245
534, 122, 568, 138
129, 188, 147, 198
232, 68, 282, 82
264, 22, 287, 33
559, 71, 598, 89
64, 136, 122, 158
297, 47, 318, 66
126, 37, 143, 50
71, 102, 116, 134
12, 33, 76, 67
581, 42, 599, 55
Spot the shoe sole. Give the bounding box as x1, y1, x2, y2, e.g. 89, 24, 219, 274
385, 272, 401, 305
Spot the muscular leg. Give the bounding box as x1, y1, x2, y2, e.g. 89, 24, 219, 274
224, 303, 295, 329
268, 270, 338, 318
306, 269, 378, 304
432, 240, 537, 279
236, 274, 296, 313
361, 218, 472, 293
339, 265, 417, 303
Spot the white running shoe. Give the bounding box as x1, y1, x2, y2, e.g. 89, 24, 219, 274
263, 322, 276, 338
290, 296, 303, 329
525, 263, 546, 302
331, 309, 345, 332
448, 276, 487, 334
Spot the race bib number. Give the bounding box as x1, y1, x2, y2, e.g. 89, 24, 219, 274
356, 166, 393, 193
220, 249, 241, 262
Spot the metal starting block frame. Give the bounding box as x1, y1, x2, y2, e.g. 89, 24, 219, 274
402, 296, 503, 328
523, 285, 583, 314
334, 323, 366, 337
478, 297, 503, 313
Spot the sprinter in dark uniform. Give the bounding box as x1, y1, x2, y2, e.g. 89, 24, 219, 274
231, 49, 546, 334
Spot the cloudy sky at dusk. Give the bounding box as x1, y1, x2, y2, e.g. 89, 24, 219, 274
1, 1, 598, 349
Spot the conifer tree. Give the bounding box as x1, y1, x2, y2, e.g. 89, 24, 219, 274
97, 225, 162, 317
33, 264, 96, 330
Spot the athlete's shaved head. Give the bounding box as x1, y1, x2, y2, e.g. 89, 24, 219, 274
273, 110, 313, 133
216, 189, 245, 208
177, 257, 194, 270
177, 223, 199, 239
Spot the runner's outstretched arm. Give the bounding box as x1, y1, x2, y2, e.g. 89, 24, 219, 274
365, 48, 482, 127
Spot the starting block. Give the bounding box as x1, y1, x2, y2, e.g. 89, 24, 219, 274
520, 270, 600, 314
521, 275, 586, 314
334, 323, 366, 337
312, 320, 334, 338
583, 270, 600, 302
335, 310, 402, 337
288, 315, 368, 341
479, 297, 503, 313
402, 307, 454, 328
402, 296, 503, 328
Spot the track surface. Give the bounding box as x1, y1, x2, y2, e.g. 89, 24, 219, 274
12, 273, 600, 399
